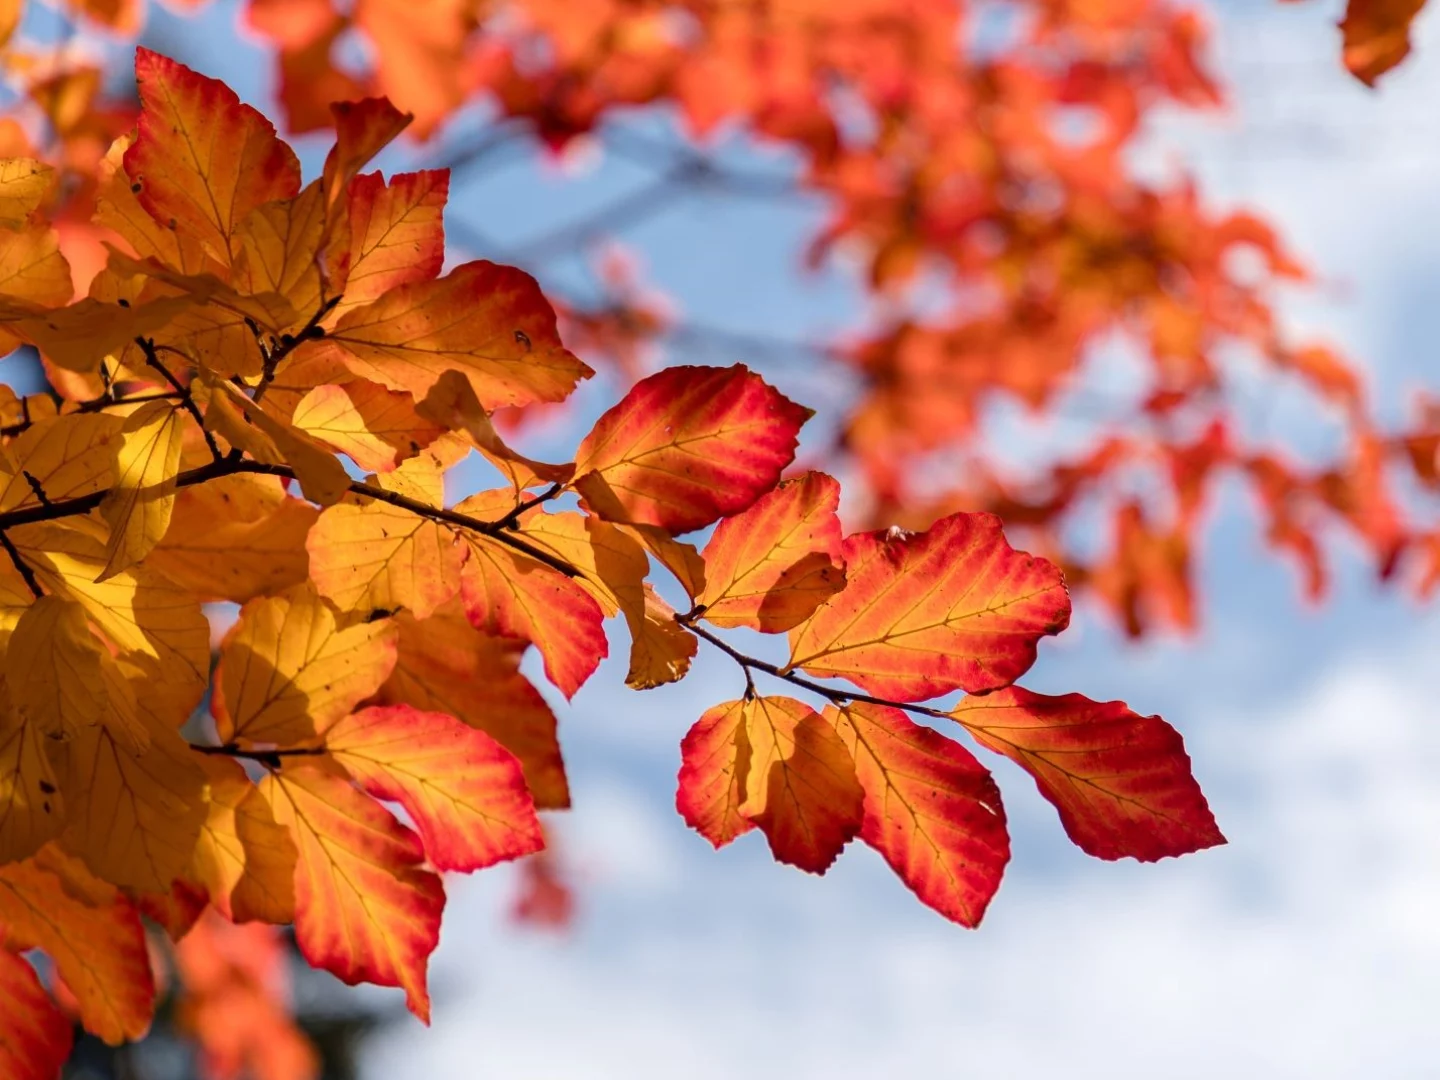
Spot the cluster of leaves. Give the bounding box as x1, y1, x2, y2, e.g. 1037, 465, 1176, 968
40, 0, 1419, 641
0, 49, 1225, 1076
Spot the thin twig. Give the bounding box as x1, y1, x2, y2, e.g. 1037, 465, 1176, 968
249, 294, 342, 405
494, 482, 565, 530
679, 614, 952, 722
0, 533, 42, 598
140, 339, 224, 461
188, 743, 327, 769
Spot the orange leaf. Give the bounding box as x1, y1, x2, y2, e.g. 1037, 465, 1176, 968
326, 704, 544, 872
829, 703, 1010, 928
307, 500, 464, 620
262, 759, 444, 1023
328, 260, 592, 409
573, 364, 811, 533
1340, 0, 1428, 85
952, 686, 1225, 861
0, 708, 63, 866
292, 381, 443, 472
191, 756, 298, 925
676, 699, 754, 850
125, 49, 301, 266
322, 99, 414, 212
697, 470, 845, 632
0, 849, 155, 1044
0, 159, 54, 229
787, 512, 1070, 701
213, 586, 399, 746
380, 602, 571, 810
0, 946, 72, 1080
331, 170, 447, 318
736, 695, 863, 873
457, 526, 608, 699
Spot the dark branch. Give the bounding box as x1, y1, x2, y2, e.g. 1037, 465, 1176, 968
0, 533, 43, 598
678, 614, 952, 723
494, 482, 565, 531
140, 338, 224, 461
249, 294, 342, 405
188, 743, 328, 769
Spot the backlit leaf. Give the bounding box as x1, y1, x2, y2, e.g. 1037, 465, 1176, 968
190, 756, 297, 925
0, 946, 72, 1080
326, 704, 544, 872
330, 169, 446, 317
262, 759, 444, 1023
829, 703, 1010, 928
0, 850, 155, 1044
125, 49, 301, 265
952, 686, 1225, 861
697, 471, 845, 632
292, 380, 442, 472
213, 585, 399, 746
1340, 0, 1428, 85
573, 364, 810, 533
98, 400, 185, 580
0, 706, 64, 866
787, 512, 1070, 701
379, 602, 571, 810
327, 259, 592, 409
676, 699, 754, 849
0, 159, 54, 229
307, 500, 464, 620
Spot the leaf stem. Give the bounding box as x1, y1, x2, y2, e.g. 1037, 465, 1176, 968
677, 615, 952, 722
139, 338, 224, 461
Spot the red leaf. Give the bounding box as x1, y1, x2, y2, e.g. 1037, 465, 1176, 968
574, 365, 812, 534
788, 512, 1070, 701
952, 686, 1225, 861
829, 703, 1010, 928
0, 947, 72, 1080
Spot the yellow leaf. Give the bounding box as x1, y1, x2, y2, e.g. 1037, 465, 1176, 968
0, 159, 54, 229
190, 755, 297, 924
200, 375, 351, 505
147, 476, 317, 603
3, 596, 109, 741
234, 180, 328, 317
307, 500, 464, 619
11, 518, 210, 730
292, 381, 441, 473
0, 698, 65, 865
329, 169, 445, 320
52, 712, 207, 895
98, 401, 185, 581
416, 369, 573, 488
0, 223, 71, 308
0, 412, 124, 512
213, 585, 399, 746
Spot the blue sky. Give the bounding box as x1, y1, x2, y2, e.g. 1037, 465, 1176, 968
15, 1, 1440, 1075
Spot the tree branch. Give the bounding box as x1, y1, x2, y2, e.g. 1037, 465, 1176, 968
678, 614, 952, 722
188, 743, 327, 769
0, 532, 43, 598
140, 339, 224, 461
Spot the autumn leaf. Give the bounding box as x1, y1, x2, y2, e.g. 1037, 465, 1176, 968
678, 696, 863, 873
291, 380, 443, 473
307, 500, 464, 620
213, 585, 399, 746
0, 412, 124, 513
829, 703, 1010, 927
125, 49, 302, 266
330, 169, 447, 317
952, 686, 1225, 861
0, 699, 64, 866
53, 713, 206, 895
379, 602, 571, 810
4, 596, 109, 742
787, 512, 1071, 701
327, 259, 593, 409
697, 470, 845, 632
0, 159, 55, 229
262, 758, 444, 1023
326, 704, 545, 872
676, 699, 754, 849
321, 98, 414, 212
573, 364, 812, 533
1339, 0, 1428, 85
233, 181, 328, 318
457, 520, 608, 700
98, 400, 185, 580
190, 756, 298, 925
0, 946, 73, 1080
0, 849, 155, 1044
